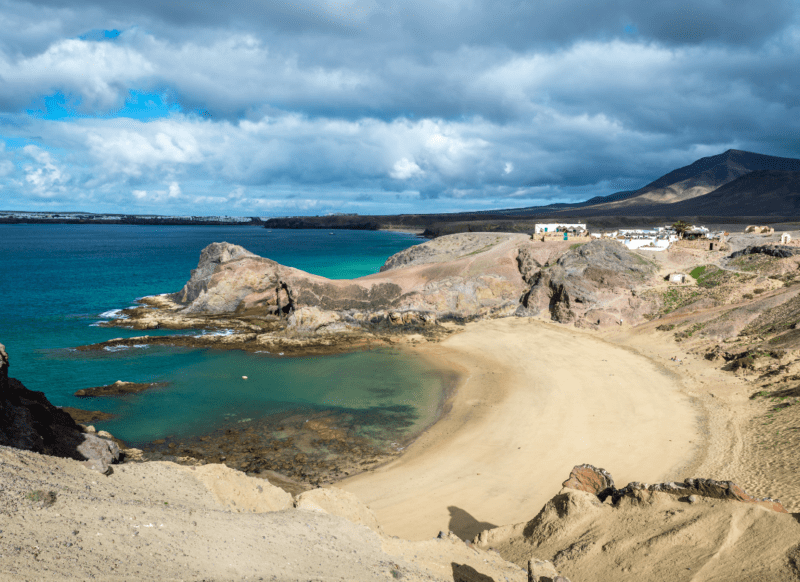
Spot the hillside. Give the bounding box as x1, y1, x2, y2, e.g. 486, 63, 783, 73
263, 149, 800, 234
600, 149, 800, 207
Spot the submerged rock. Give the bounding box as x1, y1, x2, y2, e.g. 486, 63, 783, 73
74, 380, 168, 397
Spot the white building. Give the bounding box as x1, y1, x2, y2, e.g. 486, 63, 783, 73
534, 223, 587, 234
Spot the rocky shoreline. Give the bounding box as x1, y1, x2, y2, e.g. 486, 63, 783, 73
86, 234, 663, 357
134, 409, 404, 491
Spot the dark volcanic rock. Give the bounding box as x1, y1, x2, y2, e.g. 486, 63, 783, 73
75, 380, 168, 397
60, 407, 116, 423
729, 244, 800, 259
0, 342, 121, 473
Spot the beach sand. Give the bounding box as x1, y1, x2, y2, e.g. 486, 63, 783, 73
341, 317, 704, 541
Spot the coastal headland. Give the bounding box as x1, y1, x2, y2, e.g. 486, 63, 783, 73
4, 228, 800, 579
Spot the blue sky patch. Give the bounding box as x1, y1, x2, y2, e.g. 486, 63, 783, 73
78, 29, 121, 42
26, 90, 182, 121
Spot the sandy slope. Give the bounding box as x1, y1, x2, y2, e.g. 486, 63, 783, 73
341, 317, 702, 541
0, 446, 525, 582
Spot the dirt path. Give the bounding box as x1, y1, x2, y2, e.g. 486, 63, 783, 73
340, 317, 703, 541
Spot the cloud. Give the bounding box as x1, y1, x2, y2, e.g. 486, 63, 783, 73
0, 0, 799, 215
390, 158, 423, 180
21, 145, 70, 198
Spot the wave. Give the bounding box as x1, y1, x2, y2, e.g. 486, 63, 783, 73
99, 309, 129, 320
102, 344, 149, 352
196, 329, 235, 337
103, 345, 130, 352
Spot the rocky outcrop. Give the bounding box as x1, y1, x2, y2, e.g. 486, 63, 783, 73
557, 464, 787, 513
0, 343, 121, 474
729, 244, 800, 259
380, 233, 518, 271
474, 466, 800, 581
97, 235, 666, 355
519, 239, 658, 325
560, 464, 614, 495
599, 477, 788, 513
74, 380, 168, 397
106, 235, 536, 347
174, 242, 258, 304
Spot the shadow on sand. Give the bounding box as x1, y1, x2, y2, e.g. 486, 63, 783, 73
447, 505, 498, 541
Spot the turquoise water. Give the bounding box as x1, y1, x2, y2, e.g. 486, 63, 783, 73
0, 225, 441, 445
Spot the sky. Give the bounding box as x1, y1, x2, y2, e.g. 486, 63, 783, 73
1, 0, 800, 217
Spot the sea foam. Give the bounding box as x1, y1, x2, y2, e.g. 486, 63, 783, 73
99, 309, 128, 320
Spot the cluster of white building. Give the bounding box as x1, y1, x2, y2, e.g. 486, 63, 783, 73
534, 222, 725, 252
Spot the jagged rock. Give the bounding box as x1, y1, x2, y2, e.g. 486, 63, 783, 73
519, 239, 657, 326
74, 380, 167, 397
175, 242, 257, 304
730, 244, 800, 259
561, 464, 615, 495
560, 465, 788, 513
0, 342, 121, 474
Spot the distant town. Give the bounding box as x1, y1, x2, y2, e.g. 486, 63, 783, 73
0, 211, 261, 225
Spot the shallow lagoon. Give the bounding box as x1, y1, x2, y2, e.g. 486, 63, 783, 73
0, 225, 442, 447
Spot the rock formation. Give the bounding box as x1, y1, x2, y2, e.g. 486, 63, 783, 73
100, 234, 542, 348
475, 465, 800, 581
74, 380, 168, 397
519, 239, 658, 325
0, 343, 120, 474
94, 235, 665, 355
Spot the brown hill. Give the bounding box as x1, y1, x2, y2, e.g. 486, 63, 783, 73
573, 149, 800, 212
659, 169, 800, 216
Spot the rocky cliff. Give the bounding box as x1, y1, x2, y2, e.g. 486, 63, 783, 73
519, 239, 659, 325
0, 343, 120, 473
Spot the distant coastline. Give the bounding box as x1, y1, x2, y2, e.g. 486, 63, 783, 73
0, 211, 261, 226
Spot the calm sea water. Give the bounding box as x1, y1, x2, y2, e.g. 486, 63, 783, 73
0, 225, 443, 445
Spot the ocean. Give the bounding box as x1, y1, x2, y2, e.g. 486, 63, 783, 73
0, 225, 445, 450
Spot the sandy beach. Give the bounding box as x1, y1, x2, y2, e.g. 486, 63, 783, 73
341, 317, 704, 541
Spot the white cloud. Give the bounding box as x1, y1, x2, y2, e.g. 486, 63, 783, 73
389, 158, 423, 180
22, 145, 70, 198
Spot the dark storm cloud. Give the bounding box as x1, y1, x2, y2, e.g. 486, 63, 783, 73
21, 0, 798, 48
2, 0, 800, 215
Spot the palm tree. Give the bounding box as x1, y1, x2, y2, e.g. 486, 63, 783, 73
672, 220, 691, 238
